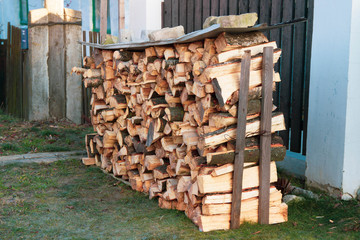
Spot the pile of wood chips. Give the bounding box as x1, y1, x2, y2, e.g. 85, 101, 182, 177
78, 30, 288, 232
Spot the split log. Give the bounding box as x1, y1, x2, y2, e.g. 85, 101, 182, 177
212, 71, 281, 106
199, 203, 288, 232
197, 161, 278, 194
216, 41, 277, 63
198, 49, 281, 84
214, 31, 269, 53
199, 113, 286, 148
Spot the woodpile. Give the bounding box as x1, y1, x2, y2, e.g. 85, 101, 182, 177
80, 30, 288, 232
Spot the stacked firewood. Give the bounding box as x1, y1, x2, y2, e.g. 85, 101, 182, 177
78, 31, 288, 232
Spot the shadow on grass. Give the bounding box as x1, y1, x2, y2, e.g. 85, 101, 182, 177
0, 159, 359, 239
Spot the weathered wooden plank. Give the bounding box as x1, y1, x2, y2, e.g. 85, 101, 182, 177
82, 31, 91, 122
100, 0, 108, 43
259, 0, 271, 38
0, 39, 7, 107
179, 0, 187, 30
238, 0, 249, 14
163, 0, 172, 28
290, 0, 306, 153
270, 0, 282, 107
89, 31, 93, 56
7, 26, 22, 117
303, 0, 314, 155
219, 0, 228, 16
194, 0, 203, 31
211, 0, 219, 16
48, 16, 66, 119
118, 0, 125, 37
171, 0, 179, 27
260, 0, 271, 24
228, 0, 238, 15
202, 0, 211, 24
279, 0, 294, 148
248, 0, 259, 14
14, 26, 22, 118
259, 47, 274, 224
5, 22, 11, 114
82, 31, 87, 58
230, 50, 251, 229
7, 26, 15, 115
186, 0, 194, 33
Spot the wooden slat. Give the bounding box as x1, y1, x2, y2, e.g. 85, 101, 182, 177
194, 0, 203, 31
96, 32, 100, 44
6, 26, 23, 118
100, 0, 108, 43
179, 0, 187, 31
248, 0, 259, 14
82, 31, 89, 123
230, 50, 251, 229
238, 0, 249, 14
163, 0, 172, 28
0, 39, 7, 107
259, 0, 271, 38
260, 0, 271, 24
202, 0, 211, 24
270, 0, 282, 107
89, 31, 93, 56
219, 0, 228, 16
14, 27, 22, 118
186, 0, 194, 33
171, 0, 179, 26
279, 0, 293, 148
228, 0, 238, 15
211, 0, 219, 16
8, 26, 16, 115
303, 0, 314, 155
118, 0, 125, 36
290, 0, 306, 153
259, 47, 274, 224
82, 31, 87, 58
5, 22, 11, 114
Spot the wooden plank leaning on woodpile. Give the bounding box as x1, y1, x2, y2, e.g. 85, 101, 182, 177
79, 29, 288, 232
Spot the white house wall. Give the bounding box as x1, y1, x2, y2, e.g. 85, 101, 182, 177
306, 0, 360, 199
343, 0, 360, 198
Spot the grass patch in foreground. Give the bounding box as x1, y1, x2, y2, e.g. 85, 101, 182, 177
0, 159, 359, 239
0, 112, 92, 156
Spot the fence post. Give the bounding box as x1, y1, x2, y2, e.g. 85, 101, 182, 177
230, 50, 251, 229
259, 46, 274, 224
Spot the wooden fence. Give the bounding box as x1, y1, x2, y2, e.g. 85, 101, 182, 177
162, 0, 313, 155
82, 31, 100, 122
0, 39, 6, 108
3, 23, 25, 118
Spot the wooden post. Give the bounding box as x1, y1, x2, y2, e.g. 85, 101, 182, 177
230, 50, 251, 229
118, 0, 125, 39
45, 0, 65, 119
259, 46, 274, 224
100, 0, 108, 43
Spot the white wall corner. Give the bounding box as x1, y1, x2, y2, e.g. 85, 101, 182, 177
342, 0, 360, 199
305, 0, 353, 195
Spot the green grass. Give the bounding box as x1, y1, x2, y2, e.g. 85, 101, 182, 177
0, 112, 93, 156
0, 159, 359, 239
